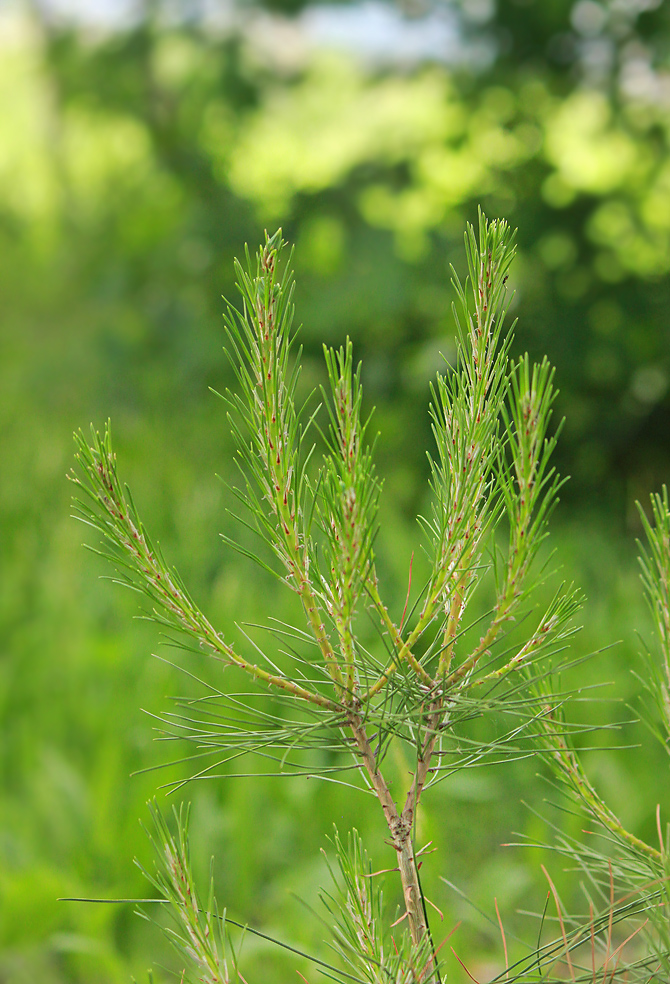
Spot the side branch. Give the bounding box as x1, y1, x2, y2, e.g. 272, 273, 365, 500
71, 425, 341, 715
540, 706, 662, 863
225, 232, 345, 696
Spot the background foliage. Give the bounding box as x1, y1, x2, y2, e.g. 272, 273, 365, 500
2, 0, 670, 980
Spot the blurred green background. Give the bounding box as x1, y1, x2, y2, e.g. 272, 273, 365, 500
3, 0, 670, 979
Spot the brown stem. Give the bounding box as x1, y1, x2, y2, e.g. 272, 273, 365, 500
349, 713, 440, 981
402, 703, 444, 825
396, 825, 430, 948
349, 713, 399, 833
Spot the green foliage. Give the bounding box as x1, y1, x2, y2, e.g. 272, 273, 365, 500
5, 3, 670, 981
66, 209, 670, 983
70, 216, 595, 982
320, 338, 381, 657
638, 487, 670, 740
3, 0, 670, 512
320, 828, 437, 984
494, 492, 670, 983
139, 804, 237, 984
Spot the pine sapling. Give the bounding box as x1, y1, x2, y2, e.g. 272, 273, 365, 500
71, 214, 586, 983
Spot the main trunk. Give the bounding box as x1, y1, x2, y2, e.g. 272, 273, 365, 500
395, 824, 429, 946
350, 715, 438, 982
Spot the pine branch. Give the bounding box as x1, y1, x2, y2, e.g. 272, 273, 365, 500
638, 486, 670, 740
320, 828, 438, 984
69, 423, 341, 714
138, 802, 236, 984
318, 338, 381, 702
221, 229, 345, 695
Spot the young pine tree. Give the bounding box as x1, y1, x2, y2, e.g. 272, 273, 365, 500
70, 214, 670, 982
